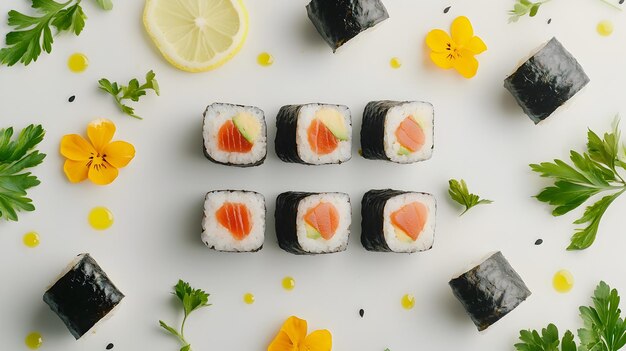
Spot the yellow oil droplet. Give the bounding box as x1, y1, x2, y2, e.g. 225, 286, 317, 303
23, 232, 40, 248
390, 57, 402, 69
553, 270, 575, 293
68, 53, 89, 73
243, 293, 255, 304
401, 294, 415, 310
257, 52, 274, 67
89, 207, 114, 230
597, 20, 614, 37
282, 276, 295, 291
25, 332, 43, 349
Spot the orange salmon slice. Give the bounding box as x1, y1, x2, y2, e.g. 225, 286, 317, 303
216, 202, 252, 240
304, 202, 339, 240
218, 120, 253, 153
390, 202, 428, 241
307, 119, 339, 155
395, 116, 425, 152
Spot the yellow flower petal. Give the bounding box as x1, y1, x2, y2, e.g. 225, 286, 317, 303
429, 52, 454, 69
60, 134, 96, 161
453, 51, 479, 78
268, 331, 297, 351
282, 316, 308, 344
301, 330, 332, 351
451, 16, 473, 46
466, 36, 487, 55
63, 160, 89, 183
425, 29, 452, 52
103, 141, 135, 169
88, 119, 116, 153
88, 161, 119, 185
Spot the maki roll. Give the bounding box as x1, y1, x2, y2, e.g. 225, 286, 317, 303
449, 252, 531, 331
43, 253, 124, 339
306, 0, 389, 52
361, 189, 436, 253
202, 190, 265, 252
275, 104, 352, 165
203, 103, 267, 167
504, 37, 590, 124
361, 101, 434, 164
275, 192, 351, 254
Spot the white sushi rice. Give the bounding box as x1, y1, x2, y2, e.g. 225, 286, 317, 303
203, 103, 266, 165
201, 191, 265, 252
295, 104, 352, 164
383, 101, 434, 164
383, 192, 436, 253
296, 193, 351, 253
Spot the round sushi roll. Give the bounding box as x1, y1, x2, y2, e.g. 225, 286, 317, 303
201, 190, 265, 252
203, 103, 267, 167
361, 101, 434, 164
361, 189, 436, 253
275, 104, 352, 165
275, 192, 351, 254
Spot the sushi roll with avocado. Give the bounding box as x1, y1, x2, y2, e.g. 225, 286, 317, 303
361, 101, 434, 164
275, 104, 352, 165
202, 190, 265, 252
203, 103, 267, 167
361, 189, 436, 253
449, 251, 531, 331
504, 37, 590, 124
275, 192, 351, 254
43, 253, 124, 339
306, 0, 389, 52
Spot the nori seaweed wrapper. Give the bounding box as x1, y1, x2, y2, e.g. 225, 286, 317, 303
449, 252, 531, 331
275, 105, 305, 164
306, 0, 389, 52
43, 254, 124, 339
361, 189, 406, 252
361, 101, 400, 161
504, 37, 590, 124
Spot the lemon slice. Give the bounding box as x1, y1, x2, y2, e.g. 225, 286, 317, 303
143, 0, 248, 72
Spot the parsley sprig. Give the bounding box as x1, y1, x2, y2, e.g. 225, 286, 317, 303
530, 118, 626, 250
98, 70, 160, 120
509, 0, 621, 22
159, 280, 211, 351
0, 124, 46, 221
448, 179, 493, 215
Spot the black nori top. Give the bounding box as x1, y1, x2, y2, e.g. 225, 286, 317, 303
306, 0, 389, 52
449, 252, 531, 331
361, 189, 406, 251
43, 254, 124, 339
504, 37, 589, 124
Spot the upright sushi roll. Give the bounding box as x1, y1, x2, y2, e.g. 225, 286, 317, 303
361, 189, 436, 253
449, 252, 532, 331
275, 104, 352, 165
504, 37, 590, 124
275, 192, 351, 254
43, 253, 124, 339
361, 101, 434, 164
203, 103, 267, 167
202, 190, 265, 252
306, 0, 389, 52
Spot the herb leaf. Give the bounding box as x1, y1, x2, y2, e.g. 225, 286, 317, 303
94, 0, 113, 10
98, 70, 160, 120
578, 282, 626, 351
509, 0, 550, 22
160, 280, 210, 351
448, 179, 493, 215
514, 324, 577, 351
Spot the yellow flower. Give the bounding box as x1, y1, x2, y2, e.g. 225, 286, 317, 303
425, 16, 487, 78
60, 119, 135, 185
268, 316, 332, 351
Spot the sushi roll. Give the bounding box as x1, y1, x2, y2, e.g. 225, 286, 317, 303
449, 252, 531, 331
504, 37, 590, 124
203, 103, 267, 167
361, 189, 436, 253
361, 101, 434, 164
275, 192, 351, 254
202, 190, 265, 252
306, 0, 389, 52
43, 254, 124, 339
275, 104, 352, 165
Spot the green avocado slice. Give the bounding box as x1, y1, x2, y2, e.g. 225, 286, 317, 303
232, 112, 261, 143
305, 223, 322, 239
317, 108, 349, 141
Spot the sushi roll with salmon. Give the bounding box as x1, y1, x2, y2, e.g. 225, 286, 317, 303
203, 103, 267, 167
361, 189, 436, 253
361, 101, 434, 164
275, 104, 352, 165
504, 38, 590, 124
43, 253, 124, 339
202, 190, 265, 252
275, 192, 351, 254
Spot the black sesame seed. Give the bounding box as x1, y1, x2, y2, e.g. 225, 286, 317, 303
68, 95, 76, 102
359, 309, 364, 318
547, 18, 552, 24
620, 0, 624, 5
443, 6, 451, 14
106, 343, 114, 350
535, 239, 543, 245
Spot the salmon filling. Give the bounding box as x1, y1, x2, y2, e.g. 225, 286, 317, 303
391, 202, 428, 241
216, 202, 252, 240
395, 116, 425, 152
304, 202, 339, 240
307, 119, 339, 155
218, 120, 253, 153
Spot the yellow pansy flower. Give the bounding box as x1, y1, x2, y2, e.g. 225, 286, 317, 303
60, 119, 135, 185
268, 316, 332, 351
425, 16, 487, 78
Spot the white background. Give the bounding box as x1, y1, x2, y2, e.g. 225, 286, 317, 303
1, 0, 625, 350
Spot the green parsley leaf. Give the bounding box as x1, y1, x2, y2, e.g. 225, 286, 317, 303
515, 324, 577, 351
578, 281, 626, 351
98, 70, 160, 120
509, 0, 551, 23
448, 179, 493, 216
94, 0, 113, 10
0, 124, 46, 221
